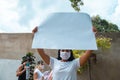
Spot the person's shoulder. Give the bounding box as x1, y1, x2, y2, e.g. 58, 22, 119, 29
50, 57, 58, 61
73, 58, 80, 67
43, 70, 50, 75
18, 64, 23, 69
50, 57, 55, 59
34, 68, 39, 73
72, 58, 80, 63
34, 68, 39, 71
73, 58, 79, 61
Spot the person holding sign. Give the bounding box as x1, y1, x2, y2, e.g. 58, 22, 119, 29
32, 26, 97, 80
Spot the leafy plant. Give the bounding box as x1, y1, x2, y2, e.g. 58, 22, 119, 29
73, 37, 112, 73
92, 15, 120, 32
96, 36, 112, 50
22, 52, 36, 80
69, 0, 84, 12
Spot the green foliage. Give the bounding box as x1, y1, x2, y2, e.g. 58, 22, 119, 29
96, 36, 112, 50
69, 1, 119, 31
69, 0, 117, 74
92, 15, 120, 32
73, 50, 85, 58
22, 52, 36, 80
69, 0, 119, 31
73, 50, 87, 74
69, 0, 84, 12
73, 37, 112, 73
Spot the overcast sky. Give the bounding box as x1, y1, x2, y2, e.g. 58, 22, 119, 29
0, 0, 120, 33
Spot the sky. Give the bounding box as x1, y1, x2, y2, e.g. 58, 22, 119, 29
0, 0, 120, 33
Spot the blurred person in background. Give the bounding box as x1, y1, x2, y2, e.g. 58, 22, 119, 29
16, 59, 28, 80
34, 60, 44, 80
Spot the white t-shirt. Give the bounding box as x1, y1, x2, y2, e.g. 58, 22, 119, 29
49, 57, 80, 80
34, 68, 43, 80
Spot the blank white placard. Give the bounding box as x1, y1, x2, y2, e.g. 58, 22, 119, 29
32, 12, 97, 50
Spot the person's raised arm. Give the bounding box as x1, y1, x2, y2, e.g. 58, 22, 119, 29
16, 65, 26, 76
80, 50, 92, 66
32, 27, 50, 65
79, 26, 97, 67
37, 49, 50, 65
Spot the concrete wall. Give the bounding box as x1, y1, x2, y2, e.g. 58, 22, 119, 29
78, 33, 120, 80
0, 33, 120, 80
0, 33, 57, 80
0, 33, 34, 59
88, 33, 120, 80
0, 33, 57, 60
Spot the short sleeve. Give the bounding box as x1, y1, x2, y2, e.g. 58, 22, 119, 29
34, 69, 43, 76
34, 69, 38, 73
74, 58, 80, 69
39, 72, 44, 77
41, 72, 44, 77
49, 57, 55, 69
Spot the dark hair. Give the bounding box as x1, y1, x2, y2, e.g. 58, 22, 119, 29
57, 49, 75, 61
37, 60, 44, 65
21, 59, 27, 64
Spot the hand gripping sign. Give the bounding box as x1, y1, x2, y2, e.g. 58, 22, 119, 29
32, 12, 97, 50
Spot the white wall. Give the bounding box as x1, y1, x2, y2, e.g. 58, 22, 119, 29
0, 59, 21, 80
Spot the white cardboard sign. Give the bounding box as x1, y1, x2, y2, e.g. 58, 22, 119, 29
32, 13, 97, 50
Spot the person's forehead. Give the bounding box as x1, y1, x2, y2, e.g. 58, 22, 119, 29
60, 49, 70, 52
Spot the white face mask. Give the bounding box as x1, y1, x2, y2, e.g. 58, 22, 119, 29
60, 51, 71, 60
41, 65, 44, 69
